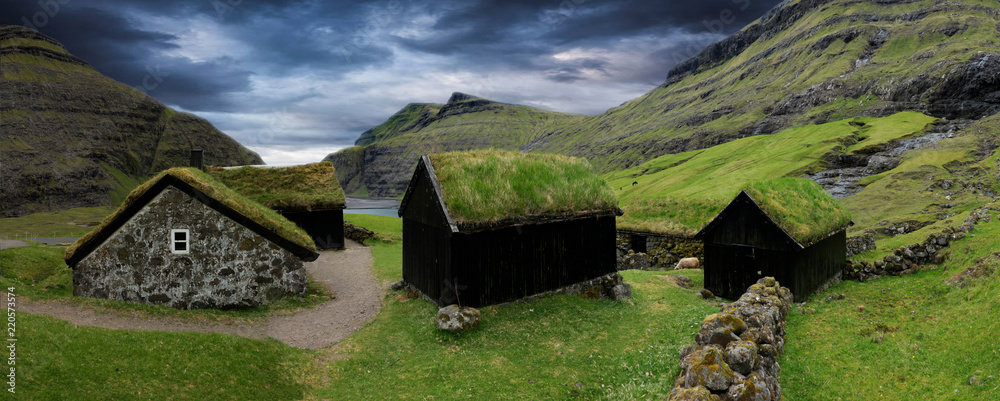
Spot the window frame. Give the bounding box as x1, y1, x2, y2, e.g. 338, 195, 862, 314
170, 229, 191, 254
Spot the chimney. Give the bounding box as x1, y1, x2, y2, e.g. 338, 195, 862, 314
190, 149, 204, 170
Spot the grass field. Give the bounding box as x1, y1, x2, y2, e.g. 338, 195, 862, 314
781, 216, 1000, 399
5, 208, 1000, 399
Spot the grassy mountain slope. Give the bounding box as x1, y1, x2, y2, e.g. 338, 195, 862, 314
325, 92, 585, 197
327, 0, 1000, 199
537, 0, 1000, 170
0, 26, 263, 217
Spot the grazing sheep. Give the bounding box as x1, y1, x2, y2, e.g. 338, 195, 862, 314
674, 257, 699, 270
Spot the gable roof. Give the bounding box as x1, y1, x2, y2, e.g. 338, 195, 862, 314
399, 149, 621, 231
65, 168, 319, 267
207, 162, 345, 212
695, 178, 852, 248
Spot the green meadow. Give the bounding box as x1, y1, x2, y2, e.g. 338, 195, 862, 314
3, 212, 1000, 399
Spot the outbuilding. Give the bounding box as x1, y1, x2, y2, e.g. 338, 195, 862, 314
398, 150, 623, 307
65, 168, 319, 309
210, 162, 346, 250
694, 178, 851, 301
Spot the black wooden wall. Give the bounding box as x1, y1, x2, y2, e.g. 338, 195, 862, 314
283, 209, 345, 250
448, 216, 618, 307
701, 192, 846, 301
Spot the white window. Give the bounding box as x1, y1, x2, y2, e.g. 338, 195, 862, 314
171, 229, 190, 254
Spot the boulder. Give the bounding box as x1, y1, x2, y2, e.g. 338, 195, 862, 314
725, 340, 760, 375
344, 223, 376, 244
675, 257, 700, 270
698, 288, 714, 299
610, 283, 632, 300
435, 305, 480, 332
726, 372, 772, 401
682, 346, 736, 391
670, 385, 721, 401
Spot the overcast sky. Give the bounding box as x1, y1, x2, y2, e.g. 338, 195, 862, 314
2, 0, 782, 165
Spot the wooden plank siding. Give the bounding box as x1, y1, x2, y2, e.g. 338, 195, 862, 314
449, 216, 617, 307
283, 209, 345, 250
699, 191, 847, 301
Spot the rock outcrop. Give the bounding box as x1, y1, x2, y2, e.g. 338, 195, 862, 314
0, 26, 262, 217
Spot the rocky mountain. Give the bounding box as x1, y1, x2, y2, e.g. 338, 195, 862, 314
327, 0, 1000, 198
326, 92, 584, 197
0, 26, 263, 217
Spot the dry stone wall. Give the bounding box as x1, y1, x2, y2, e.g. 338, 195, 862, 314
844, 200, 1000, 281
669, 277, 792, 401
616, 232, 703, 270
73, 187, 307, 309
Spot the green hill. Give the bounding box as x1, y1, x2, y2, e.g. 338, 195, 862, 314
0, 25, 263, 217
325, 92, 585, 197
327, 0, 1000, 202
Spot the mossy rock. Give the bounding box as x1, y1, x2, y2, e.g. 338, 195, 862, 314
682, 346, 735, 391
726, 372, 772, 401
725, 340, 760, 376
669, 385, 721, 401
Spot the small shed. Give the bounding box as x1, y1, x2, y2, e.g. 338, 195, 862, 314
210, 162, 346, 250
694, 178, 851, 301
398, 150, 623, 307
65, 168, 319, 309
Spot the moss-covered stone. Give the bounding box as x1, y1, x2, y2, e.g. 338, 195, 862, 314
669, 385, 721, 401
725, 340, 760, 376
682, 346, 735, 391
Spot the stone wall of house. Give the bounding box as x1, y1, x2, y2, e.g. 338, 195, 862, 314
669, 277, 792, 400
73, 186, 307, 309
616, 232, 703, 270
844, 201, 1000, 281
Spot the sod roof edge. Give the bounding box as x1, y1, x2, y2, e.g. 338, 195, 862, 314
423, 149, 621, 227
65, 172, 319, 267
208, 162, 346, 212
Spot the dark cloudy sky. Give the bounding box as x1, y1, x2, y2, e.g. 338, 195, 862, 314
2, 0, 781, 165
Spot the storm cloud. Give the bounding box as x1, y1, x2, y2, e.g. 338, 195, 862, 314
0, 0, 781, 165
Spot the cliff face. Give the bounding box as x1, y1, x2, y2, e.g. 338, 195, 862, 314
327, 0, 1000, 197
0, 26, 263, 217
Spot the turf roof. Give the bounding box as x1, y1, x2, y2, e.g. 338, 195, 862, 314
65, 167, 317, 264
426, 149, 619, 226
208, 162, 345, 212
739, 178, 852, 246
617, 197, 726, 237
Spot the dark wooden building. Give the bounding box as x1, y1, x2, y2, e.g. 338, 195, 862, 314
694, 178, 851, 301
210, 162, 346, 250
398, 150, 623, 307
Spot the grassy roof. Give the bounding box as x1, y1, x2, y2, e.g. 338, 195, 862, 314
208, 162, 345, 212
742, 178, 852, 246
66, 168, 316, 262
617, 197, 726, 237
428, 149, 619, 226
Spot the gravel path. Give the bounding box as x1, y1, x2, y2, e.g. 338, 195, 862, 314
13, 239, 382, 349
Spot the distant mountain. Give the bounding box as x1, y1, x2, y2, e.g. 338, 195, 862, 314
326, 0, 1000, 198
326, 92, 584, 197
0, 26, 263, 217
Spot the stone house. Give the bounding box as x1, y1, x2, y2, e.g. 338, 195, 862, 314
64, 168, 319, 309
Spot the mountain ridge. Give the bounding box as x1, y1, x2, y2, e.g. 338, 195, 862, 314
326, 0, 1000, 198
0, 25, 263, 217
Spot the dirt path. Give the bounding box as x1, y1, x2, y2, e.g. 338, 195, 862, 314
14, 239, 382, 349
